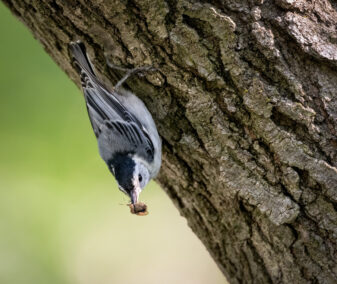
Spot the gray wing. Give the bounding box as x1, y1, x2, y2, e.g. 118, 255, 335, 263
69, 41, 154, 163
83, 75, 155, 164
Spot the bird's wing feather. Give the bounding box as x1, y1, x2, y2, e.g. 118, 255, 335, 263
70, 41, 155, 163
83, 73, 155, 163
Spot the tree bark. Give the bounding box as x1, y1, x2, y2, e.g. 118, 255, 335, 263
3, 0, 337, 283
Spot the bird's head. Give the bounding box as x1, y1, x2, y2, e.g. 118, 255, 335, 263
110, 155, 150, 204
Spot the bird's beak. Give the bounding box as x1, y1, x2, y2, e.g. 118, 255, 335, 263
130, 187, 141, 204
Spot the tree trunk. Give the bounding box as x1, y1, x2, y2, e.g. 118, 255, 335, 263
3, 0, 337, 283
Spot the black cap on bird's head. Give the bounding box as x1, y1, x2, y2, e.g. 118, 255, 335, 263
109, 154, 141, 204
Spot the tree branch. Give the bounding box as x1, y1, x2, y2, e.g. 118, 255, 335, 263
2, 0, 337, 282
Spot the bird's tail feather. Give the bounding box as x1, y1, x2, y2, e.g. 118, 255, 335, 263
69, 41, 95, 75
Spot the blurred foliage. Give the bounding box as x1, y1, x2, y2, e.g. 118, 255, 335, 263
0, 3, 224, 284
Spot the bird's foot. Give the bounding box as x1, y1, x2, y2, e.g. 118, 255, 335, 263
105, 54, 158, 90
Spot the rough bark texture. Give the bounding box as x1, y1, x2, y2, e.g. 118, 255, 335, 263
3, 0, 337, 283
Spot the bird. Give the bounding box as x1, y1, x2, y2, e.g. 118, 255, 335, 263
69, 41, 162, 205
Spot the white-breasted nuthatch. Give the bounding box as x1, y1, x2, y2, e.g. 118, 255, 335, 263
69, 41, 162, 204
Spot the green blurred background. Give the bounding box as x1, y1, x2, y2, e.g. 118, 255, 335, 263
0, 3, 224, 284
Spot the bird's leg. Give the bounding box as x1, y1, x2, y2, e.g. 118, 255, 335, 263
114, 66, 156, 90
105, 55, 157, 91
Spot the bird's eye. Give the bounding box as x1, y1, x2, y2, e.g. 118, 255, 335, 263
138, 174, 143, 182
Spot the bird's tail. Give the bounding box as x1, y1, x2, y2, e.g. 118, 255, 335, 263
69, 41, 96, 75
